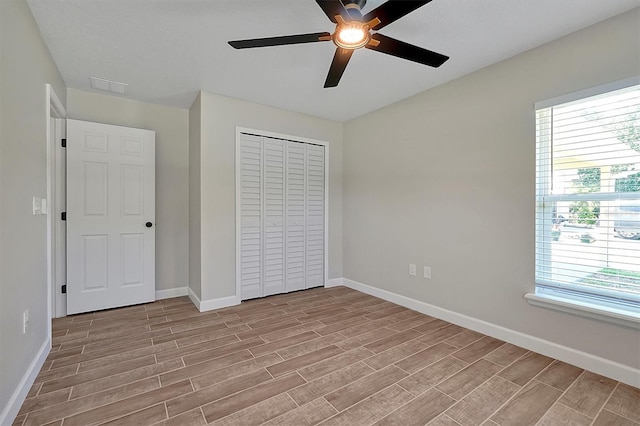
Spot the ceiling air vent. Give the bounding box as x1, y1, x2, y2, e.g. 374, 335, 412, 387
89, 76, 128, 94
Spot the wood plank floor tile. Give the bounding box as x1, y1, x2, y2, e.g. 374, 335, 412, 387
560, 371, 618, 417
70, 357, 184, 399
497, 352, 554, 386
250, 331, 319, 356
337, 317, 396, 338
153, 408, 207, 426
386, 315, 434, 332
364, 329, 421, 354
451, 336, 505, 364
415, 324, 465, 347
267, 345, 344, 377
374, 388, 455, 426
413, 319, 452, 334
483, 343, 528, 367
364, 340, 426, 370
17, 388, 71, 416
265, 397, 338, 426
98, 403, 167, 426
23, 377, 161, 426
166, 368, 273, 417
428, 415, 463, 426
154, 334, 239, 363
210, 393, 298, 426
536, 403, 592, 426
190, 353, 283, 390
320, 384, 414, 426
315, 316, 371, 336
535, 360, 583, 391
336, 327, 397, 351
325, 365, 408, 412
297, 347, 375, 382
276, 332, 345, 360
181, 337, 265, 366
605, 383, 640, 421
288, 362, 375, 406
436, 359, 502, 400
444, 329, 485, 349
445, 376, 520, 426
593, 409, 639, 426
491, 381, 562, 426
201, 373, 306, 423
397, 356, 468, 396
159, 349, 254, 386
39, 355, 157, 395
62, 380, 192, 426
395, 342, 458, 374
259, 321, 324, 342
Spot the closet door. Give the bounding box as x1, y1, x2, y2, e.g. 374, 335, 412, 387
305, 144, 325, 288
285, 142, 306, 292
238, 134, 263, 300
263, 138, 285, 296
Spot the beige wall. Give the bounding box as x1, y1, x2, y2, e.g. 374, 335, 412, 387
193, 91, 343, 302
189, 93, 202, 299
0, 0, 67, 416
66, 89, 190, 292
343, 8, 640, 369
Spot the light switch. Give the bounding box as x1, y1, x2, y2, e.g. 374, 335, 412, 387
409, 264, 416, 276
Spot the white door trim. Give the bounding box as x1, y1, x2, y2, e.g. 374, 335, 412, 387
235, 127, 329, 302
46, 84, 67, 326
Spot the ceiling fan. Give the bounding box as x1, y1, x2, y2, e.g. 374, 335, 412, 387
228, 0, 449, 88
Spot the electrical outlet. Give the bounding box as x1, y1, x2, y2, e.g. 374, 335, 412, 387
424, 266, 432, 279
409, 264, 416, 276
23, 310, 29, 334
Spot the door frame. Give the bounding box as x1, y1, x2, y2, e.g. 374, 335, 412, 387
46, 84, 67, 326
234, 127, 329, 302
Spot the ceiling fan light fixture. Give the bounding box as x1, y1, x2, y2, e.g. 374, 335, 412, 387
336, 26, 368, 48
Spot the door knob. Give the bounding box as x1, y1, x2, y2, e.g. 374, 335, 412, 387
145, 222, 153, 228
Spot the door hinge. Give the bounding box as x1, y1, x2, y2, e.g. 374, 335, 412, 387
61, 285, 67, 294
61, 138, 66, 148
61, 212, 66, 221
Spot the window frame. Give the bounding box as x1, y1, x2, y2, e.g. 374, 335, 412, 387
529, 77, 640, 326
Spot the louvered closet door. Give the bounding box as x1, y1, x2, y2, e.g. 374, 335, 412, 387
263, 139, 286, 296
305, 144, 325, 288
285, 142, 306, 292
239, 134, 263, 300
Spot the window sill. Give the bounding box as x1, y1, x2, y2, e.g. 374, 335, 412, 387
524, 293, 640, 329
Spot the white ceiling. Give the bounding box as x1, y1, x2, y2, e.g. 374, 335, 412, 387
27, 0, 640, 122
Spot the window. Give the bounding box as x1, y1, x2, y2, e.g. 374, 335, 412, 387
534, 81, 640, 320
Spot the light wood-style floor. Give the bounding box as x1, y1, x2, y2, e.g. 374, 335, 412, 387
15, 287, 640, 426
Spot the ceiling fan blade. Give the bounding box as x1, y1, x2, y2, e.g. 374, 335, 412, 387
363, 0, 433, 31
229, 32, 331, 49
366, 33, 449, 67
316, 0, 351, 23
324, 48, 354, 88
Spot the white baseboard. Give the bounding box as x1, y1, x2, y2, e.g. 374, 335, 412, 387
188, 288, 240, 312
155, 287, 188, 300
326, 278, 344, 288
339, 278, 640, 388
0, 337, 50, 425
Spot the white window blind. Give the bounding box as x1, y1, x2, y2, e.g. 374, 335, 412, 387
535, 83, 640, 312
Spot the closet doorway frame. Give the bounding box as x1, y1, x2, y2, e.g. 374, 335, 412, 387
235, 127, 329, 302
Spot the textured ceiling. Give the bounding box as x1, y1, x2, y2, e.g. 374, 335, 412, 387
27, 0, 640, 122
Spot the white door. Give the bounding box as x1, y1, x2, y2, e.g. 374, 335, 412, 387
66, 119, 155, 314
238, 134, 263, 300
285, 141, 306, 292
263, 139, 285, 296
305, 144, 325, 288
